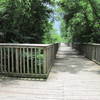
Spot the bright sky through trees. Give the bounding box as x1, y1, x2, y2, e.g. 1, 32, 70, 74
0, 0, 99, 43
54, 21, 61, 34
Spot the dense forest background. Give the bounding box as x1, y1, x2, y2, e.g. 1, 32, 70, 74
0, 0, 100, 44
60, 0, 100, 43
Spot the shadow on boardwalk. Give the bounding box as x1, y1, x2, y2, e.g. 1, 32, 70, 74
52, 43, 100, 74
0, 78, 18, 86
0, 43, 100, 100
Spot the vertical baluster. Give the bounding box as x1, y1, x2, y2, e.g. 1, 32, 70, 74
98, 46, 99, 62
50, 47, 52, 66
8, 48, 10, 72
92, 46, 94, 60
31, 48, 33, 73
27, 48, 29, 73
53, 45, 54, 62
99, 47, 100, 62
43, 48, 47, 74
0, 47, 2, 73
95, 46, 96, 60
47, 48, 49, 73
48, 48, 49, 69
11, 48, 14, 72
48, 48, 50, 69
50, 47, 51, 65
95, 46, 97, 61
51, 46, 52, 64
52, 45, 54, 64
4, 48, 7, 72
98, 45, 100, 63
23, 48, 25, 73
20, 48, 22, 73
93, 46, 95, 60
97, 46, 99, 62
35, 48, 37, 73
16, 48, 19, 73
39, 49, 41, 74
0, 48, 3, 72
50, 46, 52, 67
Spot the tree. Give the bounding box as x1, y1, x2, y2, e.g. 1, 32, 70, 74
0, 0, 53, 43
60, 0, 100, 43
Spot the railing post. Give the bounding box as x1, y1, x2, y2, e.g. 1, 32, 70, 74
16, 48, 19, 73
8, 48, 10, 73
43, 48, 47, 74
0, 43, 59, 79
0, 48, 3, 73
31, 48, 33, 73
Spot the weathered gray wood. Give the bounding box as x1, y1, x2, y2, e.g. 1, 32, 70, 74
0, 43, 52, 47
44, 48, 49, 74
4, 48, 7, 72
11, 48, 14, 72
0, 43, 59, 78
20, 48, 22, 73
35, 48, 37, 74
8, 48, 10, 72
73, 43, 100, 65
23, 48, 25, 73
27, 48, 29, 73
0, 48, 3, 72
39, 49, 41, 74
16, 48, 19, 73
31, 48, 33, 73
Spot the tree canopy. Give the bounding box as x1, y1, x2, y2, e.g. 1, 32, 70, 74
60, 0, 100, 43
0, 0, 100, 44
0, 0, 54, 43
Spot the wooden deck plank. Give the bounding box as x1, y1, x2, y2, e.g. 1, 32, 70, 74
0, 43, 100, 100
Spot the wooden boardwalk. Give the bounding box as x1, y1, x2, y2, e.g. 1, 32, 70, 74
0, 43, 100, 100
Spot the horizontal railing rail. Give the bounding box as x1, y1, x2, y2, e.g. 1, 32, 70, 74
72, 43, 100, 65
0, 43, 59, 79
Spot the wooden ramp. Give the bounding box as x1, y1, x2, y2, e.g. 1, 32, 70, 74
0, 43, 100, 100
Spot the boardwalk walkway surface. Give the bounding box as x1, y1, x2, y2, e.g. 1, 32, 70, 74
0, 43, 100, 100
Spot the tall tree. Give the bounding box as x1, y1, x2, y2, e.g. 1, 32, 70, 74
60, 0, 100, 43
0, 0, 53, 43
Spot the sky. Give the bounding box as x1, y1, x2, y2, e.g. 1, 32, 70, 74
53, 4, 61, 35
48, 1, 62, 35
53, 20, 61, 34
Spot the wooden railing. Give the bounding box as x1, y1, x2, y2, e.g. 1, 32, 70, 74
72, 43, 100, 65
0, 43, 59, 79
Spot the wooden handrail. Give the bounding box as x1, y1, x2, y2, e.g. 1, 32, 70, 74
0, 43, 53, 47
73, 43, 100, 65
0, 43, 59, 79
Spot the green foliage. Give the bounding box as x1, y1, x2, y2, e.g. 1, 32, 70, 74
60, 0, 100, 43
0, 0, 53, 43
43, 28, 63, 44
1, 0, 99, 44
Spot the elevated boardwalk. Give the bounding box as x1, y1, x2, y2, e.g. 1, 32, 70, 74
0, 43, 100, 100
